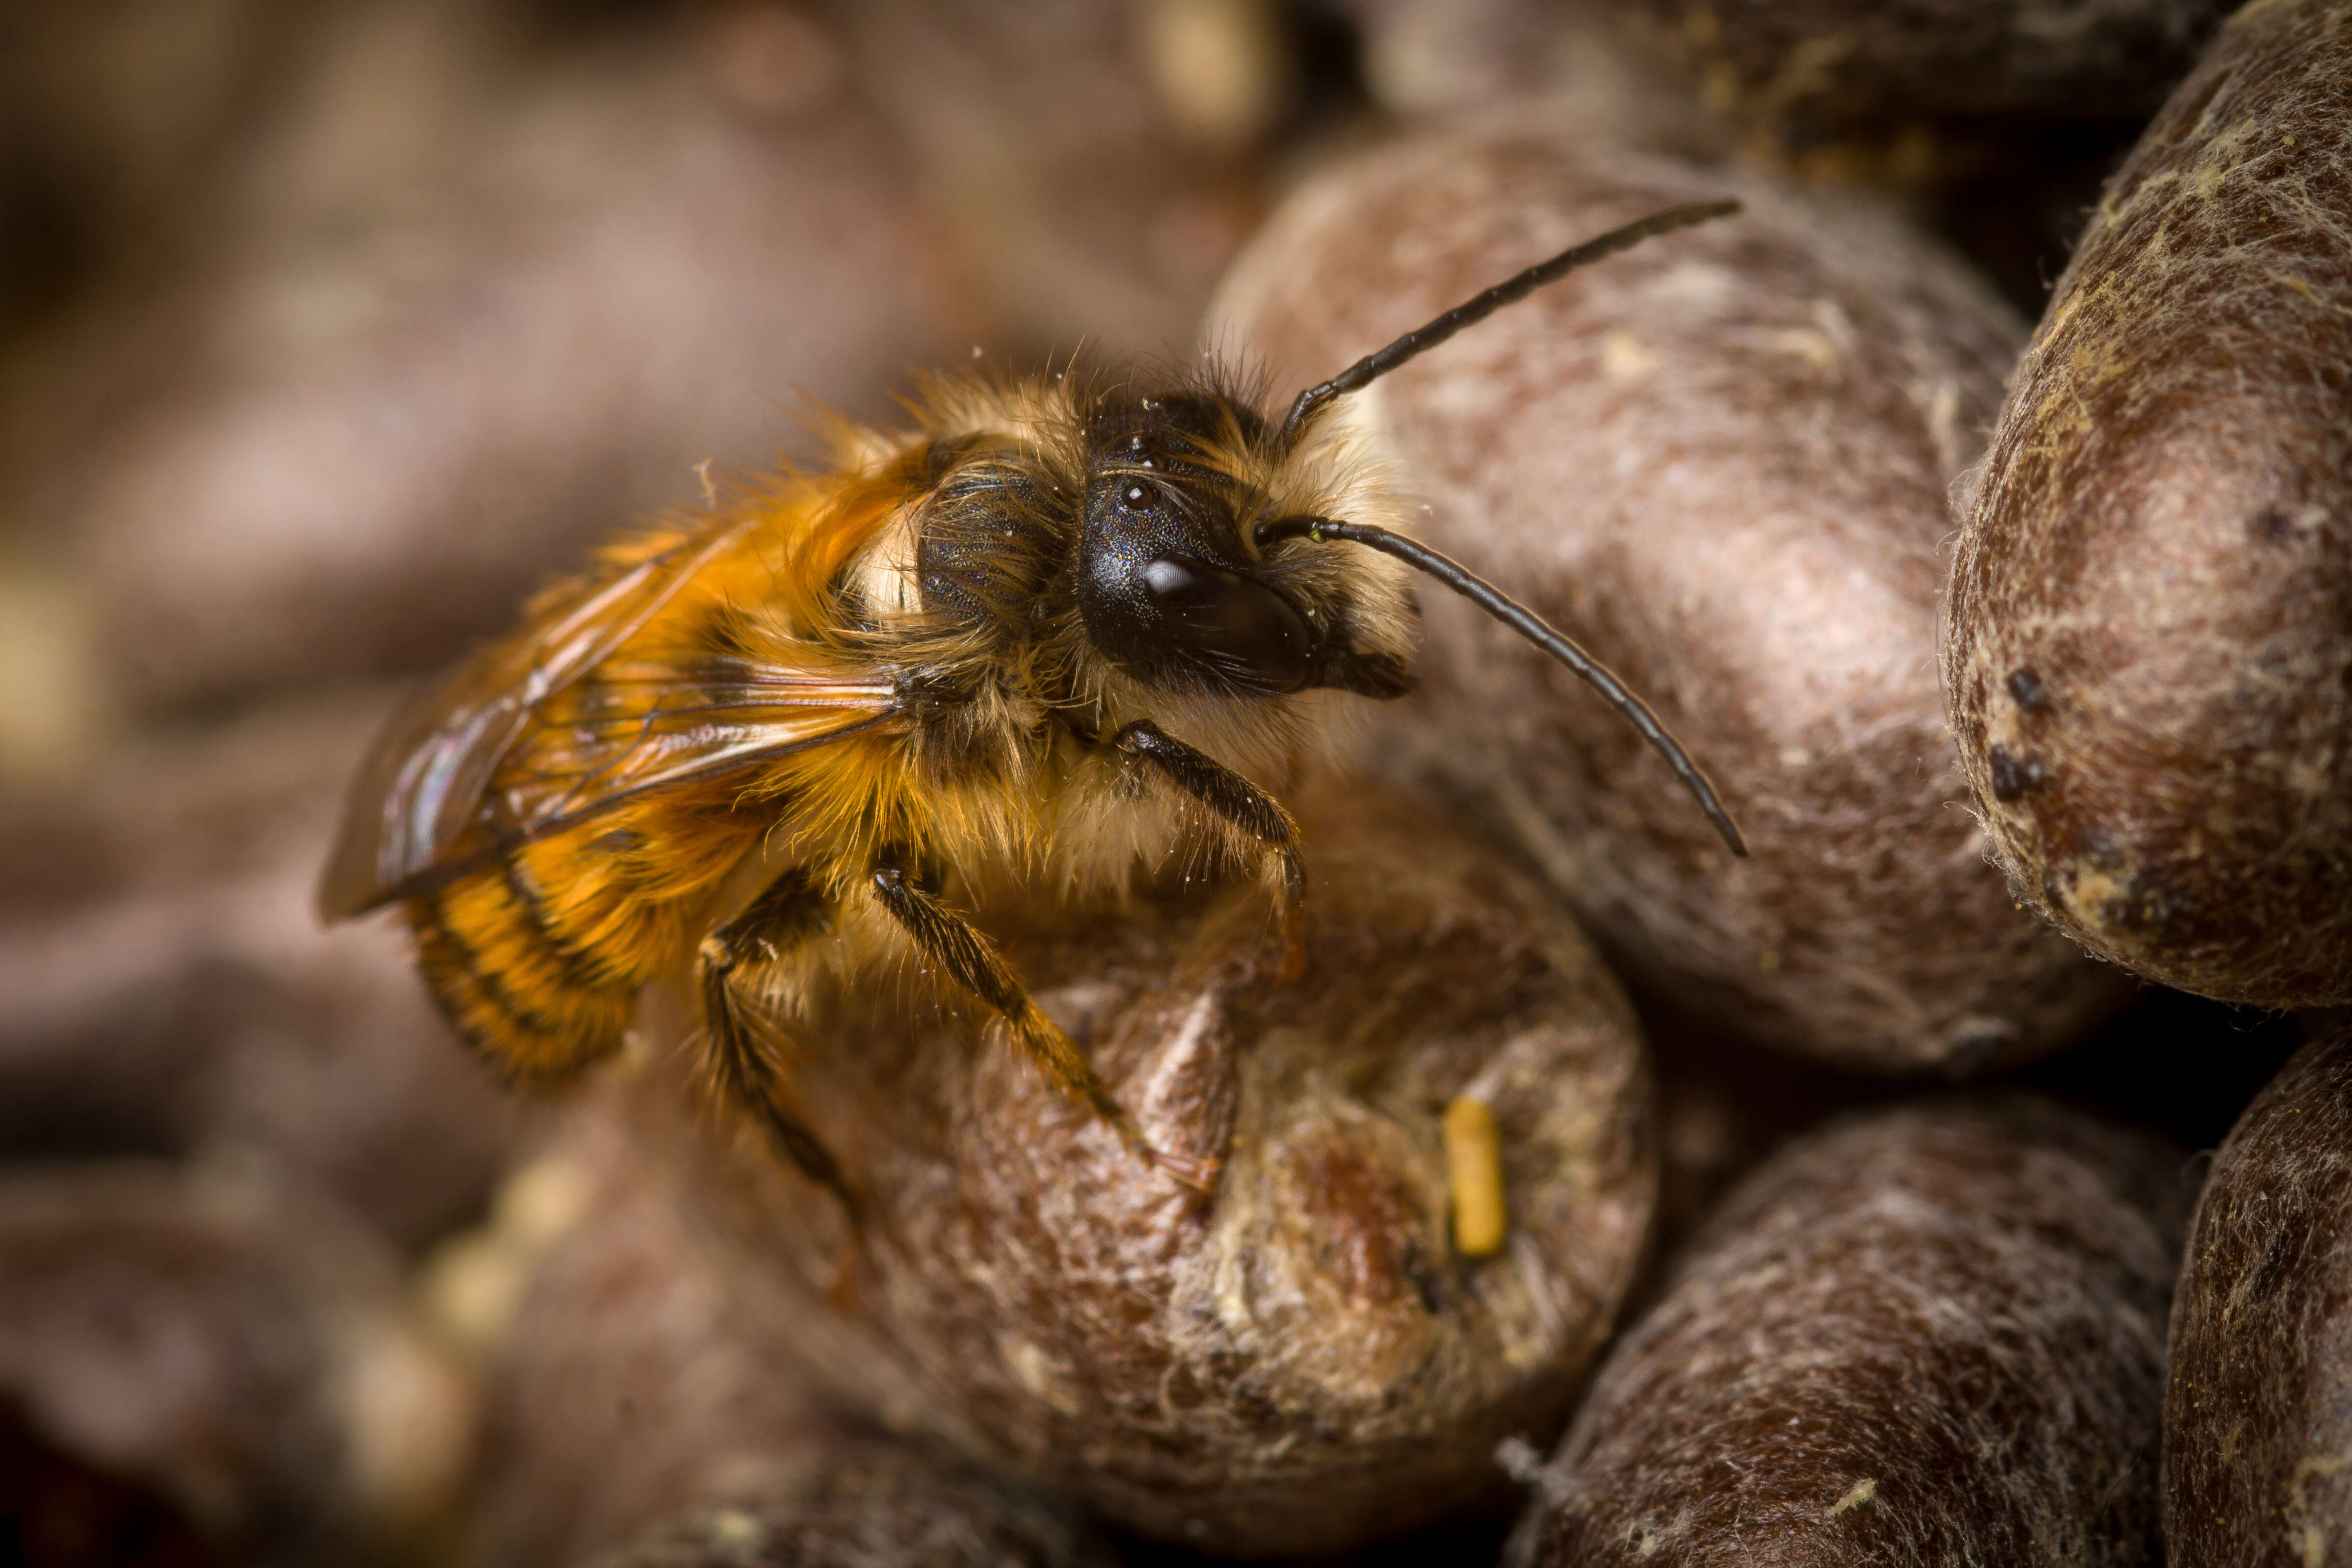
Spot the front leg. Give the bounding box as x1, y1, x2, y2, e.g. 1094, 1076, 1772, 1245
1112, 719, 1308, 981
868, 851, 1214, 1191
699, 867, 859, 1221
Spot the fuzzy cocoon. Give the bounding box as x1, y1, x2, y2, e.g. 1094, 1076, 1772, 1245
1622, 0, 2232, 120
613, 781, 1655, 1557
1214, 126, 2125, 1073
586, 1443, 1116, 1568
2165, 1028, 2352, 1567
1508, 1096, 2186, 1566
1944, 0, 2352, 1007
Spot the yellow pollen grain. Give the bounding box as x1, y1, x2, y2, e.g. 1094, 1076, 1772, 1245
1829, 1478, 1879, 1517
1443, 1094, 1508, 1258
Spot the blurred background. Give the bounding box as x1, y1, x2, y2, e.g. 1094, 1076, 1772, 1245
0, 0, 2210, 753
0, 1, 2271, 1564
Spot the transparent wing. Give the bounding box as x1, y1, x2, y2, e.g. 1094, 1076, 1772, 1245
466, 657, 900, 848
317, 518, 901, 917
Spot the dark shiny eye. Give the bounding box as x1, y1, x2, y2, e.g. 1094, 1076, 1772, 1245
1141, 559, 1193, 597
1139, 555, 1314, 694
1122, 483, 1155, 511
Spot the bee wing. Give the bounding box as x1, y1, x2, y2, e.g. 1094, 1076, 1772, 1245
318, 518, 902, 916
470, 658, 902, 852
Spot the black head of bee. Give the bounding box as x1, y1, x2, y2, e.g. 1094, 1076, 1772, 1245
1073, 391, 1324, 697
1113, 200, 1749, 855
945, 200, 1752, 855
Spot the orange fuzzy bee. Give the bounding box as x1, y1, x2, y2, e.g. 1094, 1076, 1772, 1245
319, 202, 1746, 1207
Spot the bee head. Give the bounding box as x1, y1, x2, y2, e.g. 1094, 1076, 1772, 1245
1061, 197, 1748, 857
1074, 388, 1413, 702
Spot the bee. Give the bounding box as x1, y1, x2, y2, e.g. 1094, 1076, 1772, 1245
319, 200, 1746, 1208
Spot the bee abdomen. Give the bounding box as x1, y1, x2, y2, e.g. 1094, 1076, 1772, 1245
408, 870, 638, 1079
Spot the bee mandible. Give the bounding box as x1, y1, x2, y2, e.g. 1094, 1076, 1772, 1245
319, 201, 1747, 1207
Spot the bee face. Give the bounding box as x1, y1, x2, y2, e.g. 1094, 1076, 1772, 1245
1076, 390, 1324, 699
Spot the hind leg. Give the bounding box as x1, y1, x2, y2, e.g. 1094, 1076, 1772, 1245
867, 850, 1215, 1192
698, 867, 859, 1220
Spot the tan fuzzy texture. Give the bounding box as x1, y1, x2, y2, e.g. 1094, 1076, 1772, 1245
1213, 128, 2125, 1074
587, 1444, 1118, 1568
1508, 1097, 2188, 1567
620, 781, 1654, 1557
1944, 0, 2352, 1007
1626, 0, 2232, 119
2165, 1028, 2352, 1566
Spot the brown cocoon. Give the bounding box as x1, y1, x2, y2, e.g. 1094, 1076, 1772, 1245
1620, 0, 2231, 120
1643, 999, 1890, 1252
470, 1112, 845, 1568
587, 1444, 1117, 1568
1508, 1097, 2187, 1566
1213, 128, 2124, 1074
2165, 1028, 2352, 1566
0, 1164, 475, 1566
622, 781, 1654, 1558
1944, 0, 2352, 1008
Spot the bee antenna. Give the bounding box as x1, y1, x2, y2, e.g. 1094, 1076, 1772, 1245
1255, 514, 1748, 857
1273, 200, 1739, 452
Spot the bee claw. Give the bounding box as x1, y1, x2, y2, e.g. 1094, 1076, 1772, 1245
1147, 1147, 1220, 1194
824, 1232, 867, 1311
1277, 907, 1308, 983
1104, 1111, 1219, 1193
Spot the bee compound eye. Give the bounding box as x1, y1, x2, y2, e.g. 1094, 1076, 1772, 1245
1141, 557, 1197, 598
1141, 555, 1315, 695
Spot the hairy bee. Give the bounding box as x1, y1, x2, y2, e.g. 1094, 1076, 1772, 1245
320, 201, 1746, 1206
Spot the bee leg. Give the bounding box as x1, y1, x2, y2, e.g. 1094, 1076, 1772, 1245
868, 853, 1217, 1193
1111, 719, 1309, 982
698, 867, 861, 1223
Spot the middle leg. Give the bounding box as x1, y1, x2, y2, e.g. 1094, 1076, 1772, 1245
867, 851, 1214, 1191
698, 866, 859, 1220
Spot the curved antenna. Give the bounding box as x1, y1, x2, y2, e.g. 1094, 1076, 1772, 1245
1257, 515, 1747, 856
1276, 200, 1740, 451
